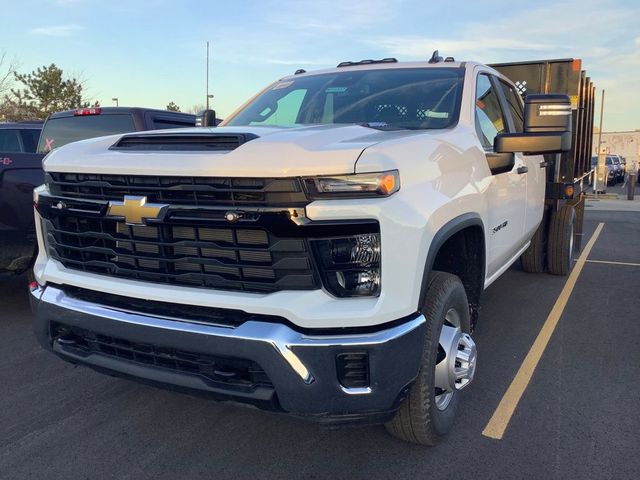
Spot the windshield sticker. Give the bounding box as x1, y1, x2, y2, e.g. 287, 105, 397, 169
272, 81, 294, 90
423, 110, 449, 119
44, 138, 55, 152
325, 87, 348, 93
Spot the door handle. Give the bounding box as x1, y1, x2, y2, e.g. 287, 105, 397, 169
517, 166, 529, 174
539, 161, 548, 168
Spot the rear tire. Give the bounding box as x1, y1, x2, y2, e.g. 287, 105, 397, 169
521, 218, 546, 273
547, 205, 575, 276
385, 271, 472, 446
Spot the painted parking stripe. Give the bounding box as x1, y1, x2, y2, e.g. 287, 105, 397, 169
583, 259, 640, 267
482, 222, 605, 440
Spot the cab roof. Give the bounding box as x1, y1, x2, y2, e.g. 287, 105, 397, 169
283, 59, 471, 80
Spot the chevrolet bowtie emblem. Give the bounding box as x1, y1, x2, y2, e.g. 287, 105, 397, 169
106, 196, 167, 225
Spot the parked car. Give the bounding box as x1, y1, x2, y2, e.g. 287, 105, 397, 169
609, 155, 624, 183
0, 107, 196, 275
610, 154, 626, 178
590, 156, 616, 186
618, 155, 626, 174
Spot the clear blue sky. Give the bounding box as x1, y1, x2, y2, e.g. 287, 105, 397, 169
4, 0, 639, 131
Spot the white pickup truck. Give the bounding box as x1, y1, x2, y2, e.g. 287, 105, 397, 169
29, 55, 579, 445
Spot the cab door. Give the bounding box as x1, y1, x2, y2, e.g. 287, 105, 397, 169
475, 73, 528, 279
496, 79, 546, 241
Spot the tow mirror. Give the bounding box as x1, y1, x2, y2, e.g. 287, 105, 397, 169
196, 109, 218, 127
494, 94, 572, 154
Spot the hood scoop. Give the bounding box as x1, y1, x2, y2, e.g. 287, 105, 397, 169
111, 132, 259, 152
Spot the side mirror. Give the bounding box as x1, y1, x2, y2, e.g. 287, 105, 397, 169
196, 109, 218, 127
494, 94, 572, 154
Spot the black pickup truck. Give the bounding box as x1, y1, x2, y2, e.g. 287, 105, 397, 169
0, 107, 196, 275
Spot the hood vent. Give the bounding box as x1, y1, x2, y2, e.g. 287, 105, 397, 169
111, 133, 258, 151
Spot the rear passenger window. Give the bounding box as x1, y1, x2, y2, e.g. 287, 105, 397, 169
475, 75, 506, 149
499, 81, 524, 133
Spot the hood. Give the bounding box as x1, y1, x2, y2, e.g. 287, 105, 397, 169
43, 124, 419, 177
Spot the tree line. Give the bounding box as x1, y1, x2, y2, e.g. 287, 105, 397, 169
0, 54, 189, 121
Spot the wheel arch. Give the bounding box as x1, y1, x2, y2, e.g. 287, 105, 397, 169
418, 213, 486, 328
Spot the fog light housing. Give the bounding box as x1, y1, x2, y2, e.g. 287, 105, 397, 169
336, 352, 370, 390
312, 233, 381, 297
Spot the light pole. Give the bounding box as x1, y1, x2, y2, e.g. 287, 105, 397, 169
112, 97, 119, 107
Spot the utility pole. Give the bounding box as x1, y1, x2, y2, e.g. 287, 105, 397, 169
206, 41, 210, 110
594, 89, 605, 197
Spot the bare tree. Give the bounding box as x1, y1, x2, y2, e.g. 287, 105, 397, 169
0, 51, 19, 97
0, 51, 20, 120
188, 104, 207, 114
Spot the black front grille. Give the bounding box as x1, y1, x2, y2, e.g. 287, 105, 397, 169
45, 215, 319, 293
51, 322, 273, 392
47, 172, 309, 207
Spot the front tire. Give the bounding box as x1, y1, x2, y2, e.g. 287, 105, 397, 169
385, 271, 475, 445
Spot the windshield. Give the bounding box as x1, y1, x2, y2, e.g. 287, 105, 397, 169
226, 68, 464, 130
594, 157, 614, 165
38, 114, 136, 153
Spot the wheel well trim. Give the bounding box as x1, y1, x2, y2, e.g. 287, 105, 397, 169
417, 213, 485, 310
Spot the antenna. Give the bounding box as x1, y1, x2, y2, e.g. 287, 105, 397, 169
428, 50, 443, 64
206, 41, 210, 110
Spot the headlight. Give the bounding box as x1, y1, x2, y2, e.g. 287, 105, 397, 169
312, 233, 381, 297
304, 170, 399, 198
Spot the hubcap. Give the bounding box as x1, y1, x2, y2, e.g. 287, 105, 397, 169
434, 308, 477, 411
569, 223, 575, 263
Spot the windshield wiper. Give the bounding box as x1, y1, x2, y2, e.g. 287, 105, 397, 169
359, 122, 407, 131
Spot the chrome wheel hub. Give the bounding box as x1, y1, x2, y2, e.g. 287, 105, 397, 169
569, 223, 575, 261
434, 308, 477, 411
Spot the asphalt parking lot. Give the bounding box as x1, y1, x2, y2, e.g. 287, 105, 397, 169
2, 195, 639, 480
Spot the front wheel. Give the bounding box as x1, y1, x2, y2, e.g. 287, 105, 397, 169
385, 271, 476, 445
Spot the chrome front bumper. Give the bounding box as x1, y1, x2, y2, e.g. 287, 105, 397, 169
30, 285, 426, 423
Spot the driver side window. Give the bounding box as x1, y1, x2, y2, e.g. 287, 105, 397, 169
250, 89, 307, 126
475, 74, 506, 150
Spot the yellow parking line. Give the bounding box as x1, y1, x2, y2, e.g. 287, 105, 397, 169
482, 222, 605, 440
584, 259, 640, 267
